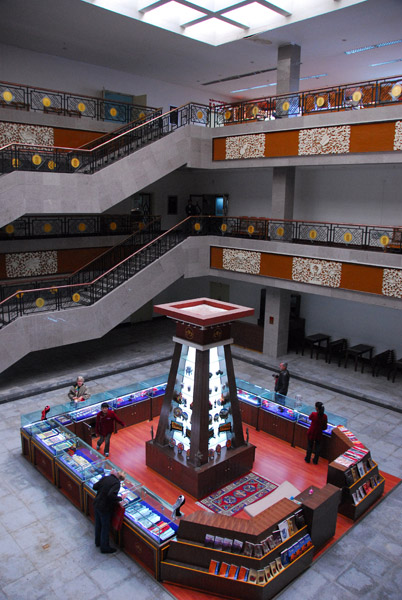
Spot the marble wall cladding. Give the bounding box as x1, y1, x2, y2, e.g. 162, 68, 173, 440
222, 248, 261, 274
382, 268, 402, 298
0, 122, 54, 146
298, 125, 351, 155
394, 121, 402, 151
292, 257, 342, 287
225, 134, 265, 159
5, 250, 57, 278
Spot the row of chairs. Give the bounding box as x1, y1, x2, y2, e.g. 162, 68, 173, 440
303, 336, 401, 382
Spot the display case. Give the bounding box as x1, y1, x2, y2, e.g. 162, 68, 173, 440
258, 392, 297, 444
29, 420, 76, 483
236, 379, 262, 429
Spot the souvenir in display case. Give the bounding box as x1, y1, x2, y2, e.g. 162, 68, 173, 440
123, 485, 179, 543
260, 391, 298, 422
235, 378, 262, 428
166, 344, 233, 453
31, 420, 77, 455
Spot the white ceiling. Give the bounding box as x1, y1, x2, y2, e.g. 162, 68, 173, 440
1, 0, 402, 100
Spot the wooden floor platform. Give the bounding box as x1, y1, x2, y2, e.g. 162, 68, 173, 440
108, 418, 400, 600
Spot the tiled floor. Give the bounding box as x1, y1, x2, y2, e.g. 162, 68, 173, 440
1, 318, 401, 599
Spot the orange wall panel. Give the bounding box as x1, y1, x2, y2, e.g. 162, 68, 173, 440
341, 263, 384, 294
54, 128, 106, 148
265, 130, 299, 157
260, 253, 293, 279
210, 246, 223, 268
350, 122, 395, 153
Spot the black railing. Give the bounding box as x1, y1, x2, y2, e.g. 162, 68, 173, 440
212, 75, 402, 125
0, 214, 159, 240
0, 102, 210, 175
0, 80, 159, 124
0, 215, 400, 329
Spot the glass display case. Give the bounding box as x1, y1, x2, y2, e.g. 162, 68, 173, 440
260, 391, 298, 422
31, 420, 77, 455
165, 344, 233, 453
296, 404, 347, 436
124, 485, 178, 543
235, 379, 263, 407
55, 436, 103, 478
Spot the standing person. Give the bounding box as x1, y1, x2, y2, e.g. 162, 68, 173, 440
305, 401, 328, 464
95, 402, 125, 457
93, 469, 125, 553
68, 375, 91, 403
274, 362, 290, 399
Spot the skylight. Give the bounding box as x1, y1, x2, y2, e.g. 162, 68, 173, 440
82, 0, 368, 46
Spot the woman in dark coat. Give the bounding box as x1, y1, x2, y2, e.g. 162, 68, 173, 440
305, 401, 328, 464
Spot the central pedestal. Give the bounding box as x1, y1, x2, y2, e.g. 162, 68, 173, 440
146, 439, 256, 499
146, 298, 256, 499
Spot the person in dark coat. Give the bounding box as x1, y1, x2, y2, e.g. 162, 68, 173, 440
95, 402, 125, 457
305, 401, 328, 464
274, 362, 290, 399
93, 470, 125, 553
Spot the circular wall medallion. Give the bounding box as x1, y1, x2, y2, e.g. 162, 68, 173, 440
343, 232, 353, 243
224, 110, 232, 120
316, 96, 325, 107
2, 90, 13, 102
50, 288, 58, 294
391, 83, 402, 98
12, 158, 20, 168
213, 328, 222, 341
352, 90, 362, 102
16, 292, 24, 299
309, 229, 318, 240
109, 107, 117, 117
47, 160, 56, 170
77, 102, 86, 112
71, 157, 80, 168
282, 101, 290, 112
252, 105, 259, 116
35, 298, 45, 308
276, 226, 284, 237
78, 223, 87, 232
380, 235, 390, 246
220, 223, 227, 233
5, 224, 15, 234
109, 222, 117, 231
72, 293, 81, 302
32, 154, 42, 165
194, 222, 201, 232
196, 110, 204, 120
247, 225, 254, 234
139, 112, 145, 119
42, 96, 52, 107
43, 223, 52, 233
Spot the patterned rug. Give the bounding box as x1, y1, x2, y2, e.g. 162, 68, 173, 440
197, 472, 278, 516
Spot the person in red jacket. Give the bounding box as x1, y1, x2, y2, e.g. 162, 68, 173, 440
304, 401, 328, 464
96, 402, 125, 457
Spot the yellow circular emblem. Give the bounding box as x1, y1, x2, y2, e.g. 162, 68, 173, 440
2, 90, 13, 102
391, 84, 402, 98
78, 223, 87, 232
43, 223, 52, 233
309, 229, 317, 240
72, 293, 81, 303
50, 288, 58, 294
48, 160, 56, 170
185, 327, 194, 340
316, 96, 325, 107
213, 328, 222, 341
352, 90, 362, 103
248, 225, 255, 234
12, 158, 20, 168
42, 97, 52, 107
109, 222, 117, 231
343, 232, 353, 243
220, 223, 227, 233
380, 235, 390, 246
35, 298, 45, 308
282, 101, 290, 112
139, 112, 145, 120
194, 222, 201, 232
32, 154, 42, 165
197, 110, 204, 120
109, 107, 117, 117
16, 292, 24, 299
71, 157, 80, 168
77, 102, 86, 112
224, 110, 232, 120
276, 227, 284, 237
252, 105, 259, 116
5, 224, 15, 234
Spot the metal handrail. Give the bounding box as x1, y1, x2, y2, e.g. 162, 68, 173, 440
0, 215, 400, 329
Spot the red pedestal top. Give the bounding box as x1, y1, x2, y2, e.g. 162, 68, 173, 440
154, 297, 254, 327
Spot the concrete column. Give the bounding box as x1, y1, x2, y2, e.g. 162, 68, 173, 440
262, 288, 291, 358
271, 166, 295, 220
277, 44, 301, 95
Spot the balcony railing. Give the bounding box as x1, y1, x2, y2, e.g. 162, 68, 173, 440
0, 216, 400, 330
0, 80, 159, 124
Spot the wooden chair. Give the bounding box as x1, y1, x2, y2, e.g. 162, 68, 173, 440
369, 349, 395, 377
326, 338, 348, 367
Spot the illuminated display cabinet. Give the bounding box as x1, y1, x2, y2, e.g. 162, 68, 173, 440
146, 298, 256, 499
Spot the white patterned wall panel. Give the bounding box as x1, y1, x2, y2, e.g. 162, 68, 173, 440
292, 257, 342, 287
394, 121, 402, 151
225, 134, 265, 159
382, 268, 402, 298
5, 251, 58, 278
222, 249, 261, 274
298, 126, 351, 155
0, 123, 54, 147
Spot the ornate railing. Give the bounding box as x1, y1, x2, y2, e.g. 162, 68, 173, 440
0, 215, 400, 328
211, 75, 402, 125
0, 80, 159, 124
0, 213, 160, 240
0, 102, 210, 175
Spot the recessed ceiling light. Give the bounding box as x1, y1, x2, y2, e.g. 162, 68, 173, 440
345, 39, 402, 55
371, 58, 402, 67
